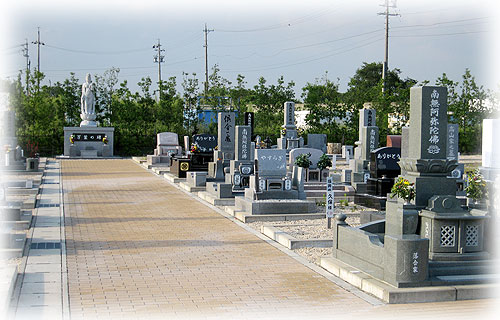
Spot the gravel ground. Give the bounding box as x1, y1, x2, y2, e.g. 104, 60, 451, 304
246, 202, 372, 264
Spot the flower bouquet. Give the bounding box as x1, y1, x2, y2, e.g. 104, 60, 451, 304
390, 177, 415, 204
465, 169, 487, 202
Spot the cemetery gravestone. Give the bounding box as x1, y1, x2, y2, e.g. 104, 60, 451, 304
235, 126, 251, 161
349, 108, 379, 192
408, 87, 447, 160
446, 124, 459, 161
235, 148, 315, 214
217, 112, 235, 157
244, 112, 254, 138
307, 134, 327, 153
208, 112, 235, 180
277, 102, 303, 150
193, 134, 217, 153
366, 147, 401, 199
255, 149, 287, 177
331, 86, 492, 290
184, 136, 190, 153
227, 125, 254, 191
156, 132, 182, 156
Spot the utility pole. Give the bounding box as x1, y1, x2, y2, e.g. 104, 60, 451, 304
152, 39, 165, 100
31, 27, 45, 90
203, 23, 214, 96
378, 0, 398, 93
22, 39, 30, 92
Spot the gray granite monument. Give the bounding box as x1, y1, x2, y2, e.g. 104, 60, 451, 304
234, 149, 316, 215
207, 112, 235, 180
277, 102, 304, 151
147, 132, 183, 167
347, 108, 379, 191
327, 86, 492, 289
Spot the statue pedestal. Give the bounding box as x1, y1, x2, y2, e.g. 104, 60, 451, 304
80, 113, 97, 127
63, 126, 114, 158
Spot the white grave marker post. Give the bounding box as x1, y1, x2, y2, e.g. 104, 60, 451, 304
326, 177, 334, 228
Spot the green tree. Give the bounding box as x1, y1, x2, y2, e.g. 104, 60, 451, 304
250, 76, 295, 142
344, 62, 415, 145
436, 69, 492, 153
94, 67, 120, 126
302, 75, 348, 143
181, 72, 201, 135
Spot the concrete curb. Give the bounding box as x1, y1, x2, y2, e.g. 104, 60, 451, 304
225, 206, 326, 223
178, 181, 206, 193
197, 192, 235, 206
59, 159, 70, 320
0, 265, 18, 316
260, 225, 332, 249
320, 256, 499, 304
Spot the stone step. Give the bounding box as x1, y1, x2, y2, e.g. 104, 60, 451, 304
428, 260, 497, 277
0, 220, 31, 230
429, 265, 496, 277
320, 256, 499, 303
429, 259, 497, 268
430, 273, 500, 286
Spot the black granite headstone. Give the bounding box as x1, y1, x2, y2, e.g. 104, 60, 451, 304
193, 134, 217, 153
369, 147, 401, 179
244, 112, 254, 137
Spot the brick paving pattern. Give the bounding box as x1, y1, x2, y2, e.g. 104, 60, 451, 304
61, 159, 495, 320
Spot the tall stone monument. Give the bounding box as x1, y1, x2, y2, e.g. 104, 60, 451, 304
327, 86, 492, 291
277, 102, 304, 151
64, 73, 114, 157
207, 112, 235, 180
349, 108, 379, 190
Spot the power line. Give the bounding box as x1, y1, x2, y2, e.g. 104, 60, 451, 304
212, 33, 383, 61
391, 30, 488, 38
391, 16, 490, 30
219, 37, 383, 74
216, 5, 341, 33
44, 44, 150, 55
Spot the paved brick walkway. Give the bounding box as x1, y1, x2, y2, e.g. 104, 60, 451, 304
61, 159, 495, 320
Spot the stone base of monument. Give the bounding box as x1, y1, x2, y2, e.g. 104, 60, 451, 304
151, 166, 170, 175
198, 192, 236, 206
0, 230, 27, 258
225, 206, 325, 223
320, 256, 498, 304
146, 155, 172, 167
2, 162, 26, 171
354, 193, 388, 211
304, 182, 355, 203
63, 127, 114, 158
359, 210, 386, 224
235, 196, 316, 215
0, 205, 22, 221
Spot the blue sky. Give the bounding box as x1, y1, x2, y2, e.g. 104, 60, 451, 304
1, 0, 499, 98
